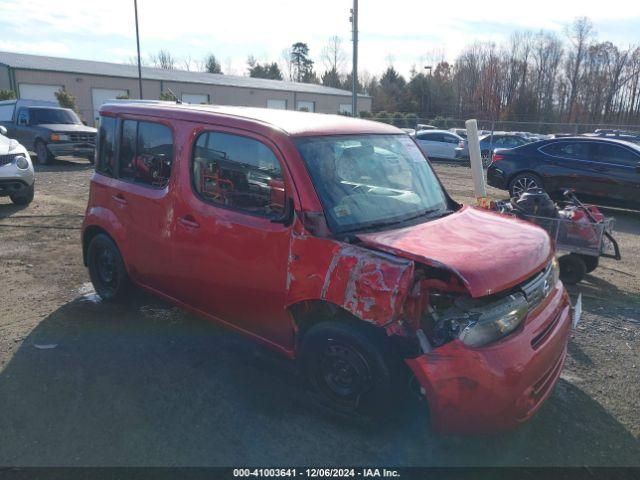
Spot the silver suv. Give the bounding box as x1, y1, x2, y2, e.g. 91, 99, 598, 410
0, 125, 35, 205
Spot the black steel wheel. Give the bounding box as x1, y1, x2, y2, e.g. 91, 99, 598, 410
559, 254, 587, 285
300, 321, 403, 416
87, 233, 131, 301
509, 172, 544, 198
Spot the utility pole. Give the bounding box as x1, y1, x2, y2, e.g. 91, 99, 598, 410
350, 0, 358, 117
134, 0, 143, 99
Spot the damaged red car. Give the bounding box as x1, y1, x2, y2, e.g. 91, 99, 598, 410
83, 103, 572, 434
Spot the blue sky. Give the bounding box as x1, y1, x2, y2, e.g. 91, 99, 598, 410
1, 0, 639, 78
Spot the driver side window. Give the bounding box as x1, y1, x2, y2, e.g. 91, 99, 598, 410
191, 131, 285, 217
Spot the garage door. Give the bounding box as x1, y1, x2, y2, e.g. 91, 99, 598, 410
182, 93, 209, 104
92, 88, 128, 125
19, 83, 62, 102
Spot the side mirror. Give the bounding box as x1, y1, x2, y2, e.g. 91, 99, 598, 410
0, 125, 6, 136
18, 118, 28, 126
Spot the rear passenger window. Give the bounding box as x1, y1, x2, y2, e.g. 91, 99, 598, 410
96, 116, 116, 176
118, 120, 173, 187
594, 143, 639, 166
192, 132, 285, 217
542, 142, 591, 159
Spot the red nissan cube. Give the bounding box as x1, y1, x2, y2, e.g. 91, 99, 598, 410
82, 103, 572, 434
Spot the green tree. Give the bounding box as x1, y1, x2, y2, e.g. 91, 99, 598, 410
374, 110, 391, 124
404, 112, 418, 128
0, 90, 16, 100
247, 56, 283, 80
392, 112, 406, 128
359, 110, 372, 119
290, 42, 316, 83
160, 91, 177, 101
203, 53, 223, 74
321, 67, 342, 88
55, 89, 78, 112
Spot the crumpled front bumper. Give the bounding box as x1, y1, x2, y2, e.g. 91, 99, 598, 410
406, 282, 572, 435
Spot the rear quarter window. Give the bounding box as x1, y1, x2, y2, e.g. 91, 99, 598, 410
96, 116, 116, 176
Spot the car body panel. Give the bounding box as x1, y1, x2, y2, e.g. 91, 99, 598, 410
356, 206, 552, 297
82, 103, 571, 434
0, 134, 35, 196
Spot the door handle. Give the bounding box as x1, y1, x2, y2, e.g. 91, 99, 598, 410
178, 215, 200, 229
112, 194, 127, 205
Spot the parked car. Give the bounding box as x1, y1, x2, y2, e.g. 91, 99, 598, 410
0, 125, 35, 205
448, 127, 467, 138
415, 129, 463, 160
455, 133, 531, 165
486, 137, 640, 208
0, 99, 96, 165
83, 103, 572, 434
416, 123, 437, 131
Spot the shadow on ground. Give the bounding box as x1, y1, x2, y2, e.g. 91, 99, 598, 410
1, 292, 638, 467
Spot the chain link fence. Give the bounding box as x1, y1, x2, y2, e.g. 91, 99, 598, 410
363, 115, 640, 136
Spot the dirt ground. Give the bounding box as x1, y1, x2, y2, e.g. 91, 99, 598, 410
0, 158, 638, 467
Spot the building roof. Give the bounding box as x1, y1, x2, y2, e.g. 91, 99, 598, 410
0, 51, 369, 98
102, 102, 400, 137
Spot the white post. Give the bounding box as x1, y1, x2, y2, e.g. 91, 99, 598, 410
465, 119, 488, 205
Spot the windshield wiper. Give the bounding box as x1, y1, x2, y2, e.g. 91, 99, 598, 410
343, 208, 445, 234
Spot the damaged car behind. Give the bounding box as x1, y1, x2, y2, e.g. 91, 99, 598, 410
82, 103, 572, 434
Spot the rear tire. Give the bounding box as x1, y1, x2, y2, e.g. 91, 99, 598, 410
299, 321, 404, 418
35, 140, 52, 165
559, 254, 587, 285
509, 172, 544, 198
87, 233, 131, 302
10, 183, 34, 205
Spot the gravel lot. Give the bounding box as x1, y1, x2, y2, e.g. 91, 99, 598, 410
0, 158, 638, 466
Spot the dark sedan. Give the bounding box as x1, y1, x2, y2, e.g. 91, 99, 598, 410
486, 137, 640, 208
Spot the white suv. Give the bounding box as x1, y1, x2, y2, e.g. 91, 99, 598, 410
0, 125, 35, 205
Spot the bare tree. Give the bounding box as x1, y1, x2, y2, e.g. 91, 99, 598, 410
564, 17, 595, 121
149, 49, 176, 70
321, 36, 347, 73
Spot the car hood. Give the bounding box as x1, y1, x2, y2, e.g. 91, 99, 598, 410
0, 134, 22, 155
35, 124, 97, 133
356, 205, 552, 297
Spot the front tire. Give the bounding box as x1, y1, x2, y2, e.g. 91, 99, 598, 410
35, 140, 53, 165
509, 172, 544, 198
10, 183, 35, 205
87, 234, 131, 301
580, 255, 599, 274
299, 321, 404, 417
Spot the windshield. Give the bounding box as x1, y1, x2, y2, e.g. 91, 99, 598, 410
295, 134, 449, 234
29, 108, 81, 125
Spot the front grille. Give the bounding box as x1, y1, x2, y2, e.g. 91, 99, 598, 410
520, 262, 554, 311
0, 154, 18, 166
69, 132, 96, 143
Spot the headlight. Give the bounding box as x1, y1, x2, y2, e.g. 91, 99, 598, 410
432, 293, 529, 348
50, 133, 70, 141
15, 154, 29, 170
458, 293, 529, 347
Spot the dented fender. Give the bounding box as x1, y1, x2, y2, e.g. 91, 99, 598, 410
285, 232, 415, 327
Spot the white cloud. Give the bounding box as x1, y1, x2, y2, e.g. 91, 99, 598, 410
0, 40, 70, 56
1, 0, 639, 77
